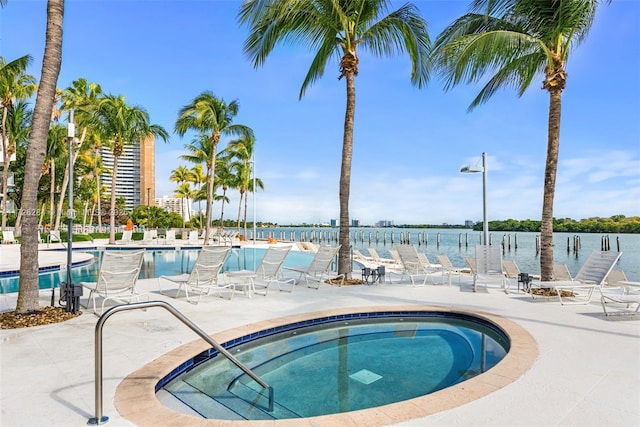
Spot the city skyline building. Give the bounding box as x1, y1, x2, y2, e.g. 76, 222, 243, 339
99, 136, 155, 211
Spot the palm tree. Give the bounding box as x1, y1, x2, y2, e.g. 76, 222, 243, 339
93, 94, 169, 244
174, 181, 194, 227
213, 155, 235, 230
239, 0, 431, 277
16, 0, 64, 314
44, 124, 67, 231
433, 0, 608, 281
170, 165, 193, 224
175, 92, 253, 243
189, 164, 206, 214
54, 78, 102, 230
0, 55, 37, 231
4, 100, 32, 231
225, 132, 263, 236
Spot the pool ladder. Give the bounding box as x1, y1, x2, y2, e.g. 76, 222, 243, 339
88, 300, 274, 425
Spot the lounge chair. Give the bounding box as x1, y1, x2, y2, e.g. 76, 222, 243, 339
187, 230, 199, 245
473, 245, 508, 293
352, 249, 373, 263
599, 269, 640, 317
226, 246, 295, 295
141, 229, 158, 244
436, 254, 465, 286
116, 230, 133, 245
47, 230, 62, 247
80, 249, 146, 315
159, 246, 232, 303
389, 244, 438, 286
164, 229, 176, 245
284, 245, 343, 289
367, 248, 399, 266
1, 230, 17, 244
553, 263, 573, 281
529, 250, 622, 305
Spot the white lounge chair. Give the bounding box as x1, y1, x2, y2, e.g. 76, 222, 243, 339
600, 270, 640, 317
284, 245, 343, 289
159, 246, 231, 303
116, 230, 133, 245
141, 229, 158, 245
47, 230, 62, 247
367, 248, 398, 266
1, 230, 17, 244
530, 250, 622, 305
553, 263, 573, 281
187, 230, 200, 245
80, 249, 146, 315
227, 246, 296, 296
436, 254, 465, 286
473, 245, 508, 293
164, 229, 176, 245
389, 244, 438, 286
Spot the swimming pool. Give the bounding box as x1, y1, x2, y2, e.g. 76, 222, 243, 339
0, 247, 315, 294
158, 310, 508, 420
117, 306, 536, 426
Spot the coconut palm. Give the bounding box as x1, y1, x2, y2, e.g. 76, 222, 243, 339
175, 92, 253, 243
213, 155, 235, 230
174, 181, 194, 226
3, 100, 32, 229
0, 55, 37, 231
239, 0, 431, 277
93, 94, 169, 244
433, 0, 608, 280
225, 132, 263, 236
189, 164, 206, 214
44, 124, 67, 231
17, 0, 64, 313
170, 165, 193, 223
54, 78, 102, 230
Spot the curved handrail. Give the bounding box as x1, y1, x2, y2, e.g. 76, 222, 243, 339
88, 300, 273, 425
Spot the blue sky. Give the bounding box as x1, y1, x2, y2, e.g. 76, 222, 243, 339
3, 0, 639, 225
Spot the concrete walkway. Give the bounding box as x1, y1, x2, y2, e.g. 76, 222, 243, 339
0, 244, 639, 426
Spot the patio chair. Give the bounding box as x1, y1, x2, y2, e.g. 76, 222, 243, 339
552, 263, 573, 281
473, 245, 508, 293
187, 230, 200, 245
47, 230, 62, 247
436, 254, 465, 286
116, 230, 133, 245
159, 246, 231, 303
388, 244, 438, 286
530, 250, 622, 305
367, 248, 399, 266
164, 229, 176, 245
284, 245, 343, 289
227, 246, 296, 296
141, 229, 158, 244
80, 249, 146, 315
1, 230, 17, 244
599, 269, 640, 317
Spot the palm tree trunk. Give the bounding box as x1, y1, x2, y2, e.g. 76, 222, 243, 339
236, 191, 243, 234
109, 154, 119, 244
338, 72, 356, 278
204, 157, 216, 244
49, 161, 55, 230
16, 0, 64, 313
54, 130, 84, 229
540, 89, 562, 281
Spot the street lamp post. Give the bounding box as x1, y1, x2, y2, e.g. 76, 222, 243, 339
460, 152, 488, 246
252, 157, 256, 246
63, 111, 81, 312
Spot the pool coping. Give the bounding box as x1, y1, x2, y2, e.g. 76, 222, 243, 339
115, 305, 538, 426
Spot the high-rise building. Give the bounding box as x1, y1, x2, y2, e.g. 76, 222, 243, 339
156, 195, 191, 222
99, 136, 155, 211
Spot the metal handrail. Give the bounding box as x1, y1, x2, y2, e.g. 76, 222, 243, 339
88, 300, 274, 425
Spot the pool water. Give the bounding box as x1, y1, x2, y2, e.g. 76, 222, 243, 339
160, 314, 508, 420
0, 248, 315, 294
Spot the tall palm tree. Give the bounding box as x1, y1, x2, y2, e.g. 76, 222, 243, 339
44, 124, 67, 231
239, 0, 431, 277
213, 155, 235, 229
175, 92, 253, 243
54, 78, 102, 230
189, 163, 206, 214
225, 132, 263, 236
16, 0, 64, 314
0, 55, 37, 231
170, 165, 193, 224
433, 0, 608, 281
93, 94, 169, 244
4, 100, 32, 230
174, 181, 194, 226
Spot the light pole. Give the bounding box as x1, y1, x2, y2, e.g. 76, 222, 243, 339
460, 152, 488, 246
146, 187, 151, 228
251, 156, 256, 246
63, 111, 80, 312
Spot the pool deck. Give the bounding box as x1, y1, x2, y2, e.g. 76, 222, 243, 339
1, 243, 639, 426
